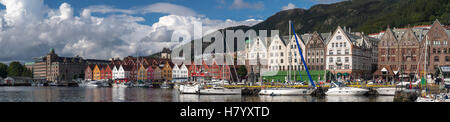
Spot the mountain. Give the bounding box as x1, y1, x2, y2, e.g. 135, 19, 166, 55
163, 0, 450, 58
229, 0, 450, 35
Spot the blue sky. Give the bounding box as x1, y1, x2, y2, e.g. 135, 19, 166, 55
41, 0, 343, 25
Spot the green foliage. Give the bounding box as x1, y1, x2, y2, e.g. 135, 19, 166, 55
237, 66, 247, 79
4, 61, 33, 78
7, 61, 24, 77
21, 68, 33, 78
233, 0, 450, 35
0, 63, 8, 78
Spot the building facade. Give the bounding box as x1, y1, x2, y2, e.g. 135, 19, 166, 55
326, 26, 379, 80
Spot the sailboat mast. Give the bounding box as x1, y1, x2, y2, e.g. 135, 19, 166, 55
291, 21, 316, 88
289, 20, 291, 83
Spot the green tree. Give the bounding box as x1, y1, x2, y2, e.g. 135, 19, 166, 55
0, 63, 8, 78
237, 66, 247, 80
7, 61, 24, 77
21, 67, 33, 78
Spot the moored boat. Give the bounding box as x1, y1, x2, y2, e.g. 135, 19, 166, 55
375, 87, 397, 96
179, 83, 200, 94
326, 82, 369, 96
199, 86, 241, 95
259, 88, 312, 96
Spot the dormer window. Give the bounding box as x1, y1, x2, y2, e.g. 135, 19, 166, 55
337, 36, 342, 40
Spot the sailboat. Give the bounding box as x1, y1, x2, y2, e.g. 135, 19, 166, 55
259, 87, 313, 96
260, 20, 314, 96
199, 63, 242, 95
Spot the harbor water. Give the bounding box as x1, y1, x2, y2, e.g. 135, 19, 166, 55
0, 87, 394, 102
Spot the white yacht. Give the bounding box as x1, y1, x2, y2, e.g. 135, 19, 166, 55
112, 83, 128, 88
160, 81, 170, 88
376, 87, 397, 96
85, 81, 99, 88
326, 82, 369, 96
259, 88, 313, 96
416, 93, 450, 102
199, 86, 241, 95
178, 83, 200, 94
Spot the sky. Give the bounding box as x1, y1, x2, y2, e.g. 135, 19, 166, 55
0, 0, 345, 63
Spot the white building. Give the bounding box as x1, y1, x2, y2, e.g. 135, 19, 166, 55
172, 64, 189, 82
172, 64, 180, 78
112, 65, 118, 80
286, 34, 308, 71
268, 35, 288, 71
326, 26, 378, 80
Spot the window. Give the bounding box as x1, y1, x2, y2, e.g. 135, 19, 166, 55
329, 57, 334, 63
344, 42, 346, 47
434, 56, 440, 62
345, 49, 349, 54
446, 56, 450, 62
340, 42, 343, 47
434, 41, 440, 45
345, 57, 349, 62
332, 43, 335, 47
337, 36, 342, 40
281, 52, 284, 56
329, 50, 334, 55
438, 48, 441, 54
344, 65, 350, 69
337, 57, 341, 62
433, 48, 437, 53
329, 65, 334, 69
337, 50, 341, 55
411, 65, 417, 71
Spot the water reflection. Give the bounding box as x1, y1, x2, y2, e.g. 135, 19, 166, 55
0, 87, 394, 102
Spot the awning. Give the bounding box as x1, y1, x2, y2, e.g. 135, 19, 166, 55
337, 73, 342, 76
343, 73, 349, 76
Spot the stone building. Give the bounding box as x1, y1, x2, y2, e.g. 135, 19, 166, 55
305, 31, 331, 70
425, 20, 450, 75
32, 48, 109, 83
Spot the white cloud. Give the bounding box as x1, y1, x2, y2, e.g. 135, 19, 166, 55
230, 0, 264, 10
282, 3, 297, 10
86, 5, 135, 14
0, 0, 262, 62
139, 3, 198, 16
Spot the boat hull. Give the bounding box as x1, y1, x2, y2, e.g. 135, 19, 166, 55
199, 88, 242, 95
179, 85, 199, 94
259, 88, 312, 96
326, 87, 369, 96
376, 88, 396, 96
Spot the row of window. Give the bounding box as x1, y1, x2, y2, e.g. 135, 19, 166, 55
432, 48, 450, 54
329, 57, 350, 63
331, 41, 347, 48
328, 65, 350, 70
329, 49, 350, 55
308, 50, 324, 56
